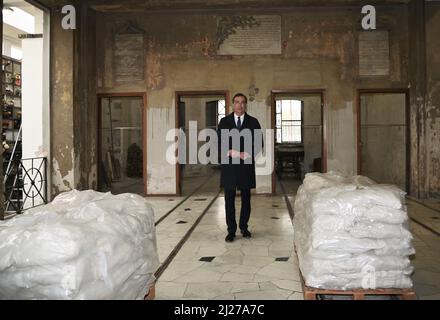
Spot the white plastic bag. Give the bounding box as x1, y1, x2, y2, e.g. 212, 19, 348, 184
293, 172, 415, 290
0, 190, 160, 300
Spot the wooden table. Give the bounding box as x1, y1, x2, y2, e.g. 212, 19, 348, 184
275, 145, 304, 179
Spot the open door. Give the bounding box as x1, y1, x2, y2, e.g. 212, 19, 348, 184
98, 94, 146, 195
271, 90, 325, 195
176, 91, 228, 196
358, 90, 409, 191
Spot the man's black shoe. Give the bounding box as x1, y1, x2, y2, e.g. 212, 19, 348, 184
225, 234, 235, 242
241, 229, 252, 238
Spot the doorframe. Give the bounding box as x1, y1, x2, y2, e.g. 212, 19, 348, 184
1, 0, 3, 220
271, 89, 328, 195
175, 90, 230, 196
97, 92, 147, 196
356, 88, 410, 193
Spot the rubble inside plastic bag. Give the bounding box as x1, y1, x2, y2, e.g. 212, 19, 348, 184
0, 190, 160, 300
293, 172, 415, 290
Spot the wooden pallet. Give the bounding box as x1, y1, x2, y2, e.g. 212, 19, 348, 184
300, 274, 417, 300
143, 284, 156, 300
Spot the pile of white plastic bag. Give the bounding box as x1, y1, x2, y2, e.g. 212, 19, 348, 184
0, 190, 159, 300
293, 172, 415, 290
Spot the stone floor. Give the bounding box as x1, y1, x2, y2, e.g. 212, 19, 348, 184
408, 196, 440, 214
101, 176, 144, 195
407, 200, 440, 235
406, 203, 440, 300
144, 174, 440, 300
156, 195, 302, 300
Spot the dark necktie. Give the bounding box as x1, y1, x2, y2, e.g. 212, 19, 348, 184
237, 117, 242, 130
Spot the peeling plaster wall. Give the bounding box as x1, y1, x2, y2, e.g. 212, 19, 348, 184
50, 10, 76, 196
0, 4, 3, 219
75, 6, 98, 191
50, 6, 98, 197
94, 6, 409, 195
147, 102, 176, 194
407, 0, 439, 199
425, 3, 440, 199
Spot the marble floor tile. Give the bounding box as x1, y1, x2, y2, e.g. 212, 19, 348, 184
287, 292, 305, 300
241, 256, 276, 268
214, 255, 245, 265
155, 281, 187, 299
240, 245, 270, 257
231, 264, 261, 275
234, 289, 290, 300
256, 262, 301, 281
230, 282, 261, 293
159, 261, 205, 281
155, 194, 303, 299
258, 281, 279, 291
220, 272, 255, 283
152, 191, 440, 300
271, 279, 303, 292
212, 294, 236, 300
174, 268, 224, 283
183, 282, 234, 299
202, 262, 239, 273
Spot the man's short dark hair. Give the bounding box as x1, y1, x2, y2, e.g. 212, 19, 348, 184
232, 93, 247, 104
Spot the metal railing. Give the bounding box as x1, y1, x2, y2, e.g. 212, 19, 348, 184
3, 157, 47, 215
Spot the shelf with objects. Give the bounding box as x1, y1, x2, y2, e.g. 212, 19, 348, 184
2, 55, 23, 213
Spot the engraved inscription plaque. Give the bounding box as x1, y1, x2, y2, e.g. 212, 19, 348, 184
217, 15, 281, 55
358, 31, 390, 77
114, 31, 144, 82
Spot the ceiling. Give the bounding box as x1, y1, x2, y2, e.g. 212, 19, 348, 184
32, 0, 412, 12
4, 0, 43, 15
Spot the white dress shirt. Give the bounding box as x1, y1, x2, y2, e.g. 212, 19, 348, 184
234, 113, 245, 127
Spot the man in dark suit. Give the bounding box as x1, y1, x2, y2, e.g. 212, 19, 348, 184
217, 93, 263, 242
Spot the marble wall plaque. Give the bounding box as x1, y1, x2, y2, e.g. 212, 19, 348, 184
358, 30, 390, 76
113, 32, 144, 82
217, 15, 281, 55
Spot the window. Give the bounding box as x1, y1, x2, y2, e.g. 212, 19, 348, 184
11, 47, 23, 60
3, 7, 35, 34
205, 99, 226, 129
276, 99, 303, 143
217, 99, 226, 125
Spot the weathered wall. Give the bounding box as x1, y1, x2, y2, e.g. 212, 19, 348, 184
1, 0, 3, 219
50, 9, 76, 196
407, 0, 440, 199
75, 6, 98, 191
50, 5, 97, 197
425, 3, 440, 199
93, 5, 409, 195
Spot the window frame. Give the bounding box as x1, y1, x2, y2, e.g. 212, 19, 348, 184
275, 99, 304, 144
216, 99, 226, 128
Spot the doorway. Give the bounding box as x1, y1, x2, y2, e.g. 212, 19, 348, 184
271, 90, 326, 195
357, 90, 409, 191
98, 94, 146, 195
2, 0, 50, 217
175, 91, 230, 196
